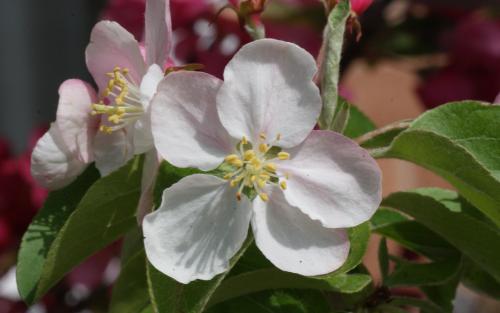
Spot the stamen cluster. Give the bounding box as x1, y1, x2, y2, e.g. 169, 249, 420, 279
91, 67, 144, 133
223, 134, 290, 202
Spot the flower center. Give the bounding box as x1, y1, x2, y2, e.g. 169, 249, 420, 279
91, 67, 144, 133
223, 133, 290, 202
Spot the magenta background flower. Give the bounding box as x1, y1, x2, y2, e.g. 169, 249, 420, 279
351, 0, 373, 15
418, 13, 500, 108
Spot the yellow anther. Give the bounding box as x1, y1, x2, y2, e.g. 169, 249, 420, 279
223, 173, 233, 180
259, 173, 270, 180
257, 179, 266, 189
264, 163, 277, 172
244, 150, 256, 161
113, 66, 121, 72
259, 143, 268, 153
259, 193, 269, 202
106, 72, 114, 78
122, 68, 129, 75
250, 175, 256, 182
225, 155, 243, 167
115, 97, 124, 105
108, 114, 122, 124
230, 180, 239, 187
250, 158, 261, 168
99, 125, 113, 134
278, 152, 290, 160
241, 136, 248, 145
225, 154, 239, 162
280, 181, 287, 190
259, 132, 266, 140
232, 159, 243, 167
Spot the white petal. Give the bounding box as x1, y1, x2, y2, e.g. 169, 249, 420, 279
217, 39, 321, 147
145, 0, 173, 66
133, 64, 164, 155
86, 21, 146, 92
279, 130, 382, 229
143, 174, 251, 284
55, 79, 99, 163
140, 64, 165, 103
251, 187, 350, 276
31, 124, 87, 190
151, 71, 233, 171
93, 126, 134, 176
136, 149, 161, 225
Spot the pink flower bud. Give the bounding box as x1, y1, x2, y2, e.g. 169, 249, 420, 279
351, 0, 373, 15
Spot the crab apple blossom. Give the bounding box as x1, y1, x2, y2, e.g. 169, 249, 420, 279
144, 39, 382, 284
31, 79, 99, 190
87, 0, 173, 176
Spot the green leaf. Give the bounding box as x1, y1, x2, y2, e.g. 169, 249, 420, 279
343, 102, 377, 139
374, 219, 458, 260
206, 289, 331, 313
370, 208, 407, 230
110, 249, 150, 313
358, 120, 411, 150
378, 238, 389, 283
386, 258, 461, 287
333, 222, 371, 275
209, 270, 372, 306
109, 228, 150, 313
20, 157, 143, 303
461, 257, 500, 300
318, 0, 351, 130
374, 101, 500, 226
146, 236, 253, 313
382, 188, 500, 282
421, 267, 462, 313
16, 165, 100, 304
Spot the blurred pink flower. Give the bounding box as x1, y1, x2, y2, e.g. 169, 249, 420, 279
351, 0, 373, 15
66, 243, 120, 290
418, 67, 475, 109
452, 15, 500, 72
419, 14, 500, 108
101, 0, 146, 39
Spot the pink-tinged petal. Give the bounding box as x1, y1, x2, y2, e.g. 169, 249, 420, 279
31, 124, 87, 190
145, 0, 173, 66
55, 79, 99, 163
251, 186, 350, 276
134, 64, 164, 155
151, 71, 233, 171
86, 21, 146, 92
143, 174, 252, 284
217, 39, 321, 147
279, 130, 382, 229
136, 150, 161, 225
93, 127, 134, 176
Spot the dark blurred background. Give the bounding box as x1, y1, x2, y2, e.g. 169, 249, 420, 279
0, 0, 106, 153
